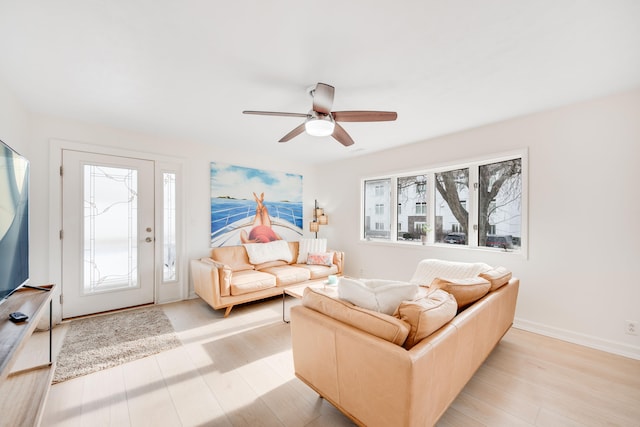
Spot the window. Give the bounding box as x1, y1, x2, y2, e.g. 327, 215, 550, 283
364, 178, 391, 240
361, 151, 525, 252
478, 159, 522, 249
435, 168, 469, 245
396, 175, 427, 240
162, 172, 177, 282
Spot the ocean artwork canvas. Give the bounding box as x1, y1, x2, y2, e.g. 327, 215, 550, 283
210, 162, 303, 247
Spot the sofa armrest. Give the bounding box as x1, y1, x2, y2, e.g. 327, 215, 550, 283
291, 305, 429, 427
190, 258, 232, 309
330, 250, 344, 274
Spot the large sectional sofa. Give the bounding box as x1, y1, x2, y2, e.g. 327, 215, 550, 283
191, 239, 344, 317
290, 259, 519, 427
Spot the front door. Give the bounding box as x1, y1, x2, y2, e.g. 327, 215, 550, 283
61, 150, 155, 318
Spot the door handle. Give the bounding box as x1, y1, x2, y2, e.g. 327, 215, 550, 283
145, 237, 153, 243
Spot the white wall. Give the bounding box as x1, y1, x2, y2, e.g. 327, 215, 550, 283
20, 112, 315, 323
0, 79, 29, 155
308, 88, 640, 359
3, 73, 639, 358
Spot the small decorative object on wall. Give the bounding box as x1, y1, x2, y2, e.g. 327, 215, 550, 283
210, 162, 303, 247
309, 199, 329, 238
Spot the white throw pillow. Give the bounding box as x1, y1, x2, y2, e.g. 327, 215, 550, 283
338, 277, 419, 315
409, 259, 492, 287
297, 238, 327, 264
243, 240, 292, 265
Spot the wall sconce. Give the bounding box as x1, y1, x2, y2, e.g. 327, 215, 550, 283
309, 199, 328, 238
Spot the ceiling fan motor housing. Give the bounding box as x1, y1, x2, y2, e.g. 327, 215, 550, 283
305, 111, 335, 136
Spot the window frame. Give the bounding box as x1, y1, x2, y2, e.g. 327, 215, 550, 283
360, 149, 528, 257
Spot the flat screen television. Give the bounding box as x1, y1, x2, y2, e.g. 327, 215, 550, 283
0, 139, 30, 304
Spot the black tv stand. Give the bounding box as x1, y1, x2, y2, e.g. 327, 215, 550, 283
23, 284, 52, 292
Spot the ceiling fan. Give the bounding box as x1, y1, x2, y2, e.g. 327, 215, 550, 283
243, 82, 397, 147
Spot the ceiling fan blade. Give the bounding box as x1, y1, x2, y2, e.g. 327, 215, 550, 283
279, 123, 306, 142
332, 123, 355, 147
243, 110, 308, 118
332, 111, 398, 122
312, 83, 335, 115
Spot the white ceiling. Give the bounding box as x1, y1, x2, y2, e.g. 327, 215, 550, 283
1, 1, 639, 165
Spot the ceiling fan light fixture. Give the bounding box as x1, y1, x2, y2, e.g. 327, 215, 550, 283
305, 116, 335, 137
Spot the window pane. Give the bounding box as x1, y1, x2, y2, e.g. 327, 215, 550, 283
435, 168, 469, 245
364, 178, 391, 239
478, 159, 522, 249
163, 172, 177, 281
397, 175, 427, 241
84, 165, 138, 293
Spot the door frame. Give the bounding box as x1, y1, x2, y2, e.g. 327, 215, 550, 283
48, 139, 187, 323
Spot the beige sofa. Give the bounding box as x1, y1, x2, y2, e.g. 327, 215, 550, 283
290, 260, 519, 427
191, 240, 344, 317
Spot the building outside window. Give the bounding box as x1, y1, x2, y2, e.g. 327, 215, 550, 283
362, 153, 525, 251
397, 175, 427, 241
364, 178, 391, 239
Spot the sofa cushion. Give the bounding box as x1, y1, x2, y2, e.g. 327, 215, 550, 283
210, 245, 251, 267
395, 289, 457, 349
243, 240, 293, 264
302, 287, 410, 346
409, 259, 491, 287
260, 265, 311, 286
338, 277, 419, 315
430, 276, 491, 308
297, 238, 327, 263
230, 263, 255, 272
229, 270, 277, 296
306, 252, 333, 266
295, 263, 339, 279
254, 260, 288, 270
479, 266, 512, 291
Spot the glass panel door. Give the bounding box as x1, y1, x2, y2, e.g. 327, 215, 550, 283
84, 165, 139, 293
62, 150, 155, 318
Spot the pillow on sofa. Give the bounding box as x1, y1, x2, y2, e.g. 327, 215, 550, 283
338, 277, 418, 315
297, 238, 327, 264
409, 259, 491, 287
479, 266, 512, 291
243, 240, 292, 264
302, 287, 410, 346
430, 276, 491, 308
395, 289, 457, 349
306, 252, 333, 266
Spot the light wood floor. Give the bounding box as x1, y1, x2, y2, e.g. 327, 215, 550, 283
17, 296, 640, 426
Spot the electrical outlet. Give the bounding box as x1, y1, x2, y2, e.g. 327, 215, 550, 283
625, 320, 638, 336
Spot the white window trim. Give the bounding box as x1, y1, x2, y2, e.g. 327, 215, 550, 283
360, 148, 528, 258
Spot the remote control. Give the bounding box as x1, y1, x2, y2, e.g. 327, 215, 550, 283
9, 311, 29, 323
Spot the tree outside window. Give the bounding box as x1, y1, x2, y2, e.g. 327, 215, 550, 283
435, 168, 469, 244
362, 154, 523, 250
478, 159, 522, 248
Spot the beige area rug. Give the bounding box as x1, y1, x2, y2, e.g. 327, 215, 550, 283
52, 306, 181, 384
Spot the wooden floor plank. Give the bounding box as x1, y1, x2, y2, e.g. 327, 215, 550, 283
26, 297, 639, 427
155, 345, 231, 426
121, 356, 182, 426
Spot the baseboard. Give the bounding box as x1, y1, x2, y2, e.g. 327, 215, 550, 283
513, 317, 640, 361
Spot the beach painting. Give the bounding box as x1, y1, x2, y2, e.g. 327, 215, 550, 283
210, 162, 303, 247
